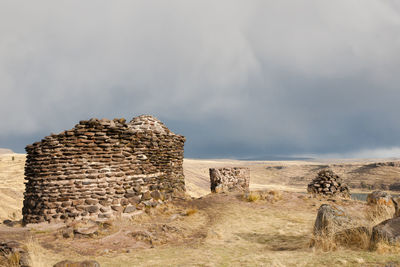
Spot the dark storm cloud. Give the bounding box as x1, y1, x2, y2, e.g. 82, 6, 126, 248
1, 0, 400, 158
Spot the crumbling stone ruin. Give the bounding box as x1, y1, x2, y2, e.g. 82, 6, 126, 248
23, 115, 185, 224
307, 169, 350, 198
209, 167, 250, 193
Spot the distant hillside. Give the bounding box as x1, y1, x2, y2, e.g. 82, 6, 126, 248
0, 148, 13, 154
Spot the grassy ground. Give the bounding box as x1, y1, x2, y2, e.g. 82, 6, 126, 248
0, 154, 25, 220
1, 154, 400, 266
18, 193, 400, 266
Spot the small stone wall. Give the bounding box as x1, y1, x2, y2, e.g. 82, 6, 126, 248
23, 115, 185, 224
209, 167, 250, 193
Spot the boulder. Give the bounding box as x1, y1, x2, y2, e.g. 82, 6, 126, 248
123, 205, 136, 213
367, 191, 393, 206
312, 204, 371, 249
73, 225, 99, 238
392, 197, 400, 218
3, 219, 21, 227
209, 167, 250, 193
371, 217, 400, 248
313, 204, 350, 235
53, 260, 100, 267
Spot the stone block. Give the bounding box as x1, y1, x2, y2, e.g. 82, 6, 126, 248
209, 167, 250, 193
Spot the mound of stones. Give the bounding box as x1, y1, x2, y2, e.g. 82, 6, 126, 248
209, 167, 250, 193
307, 169, 350, 198
23, 115, 186, 224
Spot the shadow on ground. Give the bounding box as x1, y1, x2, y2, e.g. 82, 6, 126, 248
235, 232, 310, 251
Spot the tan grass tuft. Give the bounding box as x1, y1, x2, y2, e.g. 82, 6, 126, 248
373, 241, 400, 254
24, 238, 57, 267
365, 204, 394, 225
245, 192, 260, 202
312, 206, 373, 251
6, 251, 20, 267
260, 190, 282, 203
185, 208, 198, 216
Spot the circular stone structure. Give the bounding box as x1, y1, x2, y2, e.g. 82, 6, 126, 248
23, 115, 185, 224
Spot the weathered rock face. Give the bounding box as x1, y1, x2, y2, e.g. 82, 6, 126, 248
312, 204, 372, 249
371, 217, 400, 248
367, 191, 400, 219
367, 191, 394, 206
313, 204, 350, 235
307, 169, 350, 198
393, 197, 400, 218
209, 167, 250, 193
23, 115, 185, 224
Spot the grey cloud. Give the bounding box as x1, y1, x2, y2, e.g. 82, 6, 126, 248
1, 1, 400, 158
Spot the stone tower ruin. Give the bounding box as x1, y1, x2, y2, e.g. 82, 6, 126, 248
23, 115, 185, 224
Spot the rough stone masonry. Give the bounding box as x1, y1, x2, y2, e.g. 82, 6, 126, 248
209, 167, 250, 193
23, 115, 185, 224
307, 169, 350, 198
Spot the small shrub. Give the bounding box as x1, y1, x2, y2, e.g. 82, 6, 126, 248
261, 190, 282, 203
373, 240, 400, 253
365, 205, 394, 225
242, 190, 282, 203
360, 181, 367, 189
310, 233, 338, 251
380, 183, 389, 190
6, 252, 20, 267
98, 220, 113, 230
311, 225, 371, 251
185, 209, 198, 216
245, 192, 260, 202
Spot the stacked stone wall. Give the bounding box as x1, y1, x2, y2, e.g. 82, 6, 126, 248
209, 167, 250, 193
23, 115, 185, 224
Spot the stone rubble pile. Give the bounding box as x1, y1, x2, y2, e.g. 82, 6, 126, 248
209, 167, 250, 193
0, 241, 31, 267
307, 169, 350, 198
23, 115, 185, 224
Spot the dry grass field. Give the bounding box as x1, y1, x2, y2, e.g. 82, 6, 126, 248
184, 158, 400, 196
0, 153, 25, 221
1, 154, 400, 266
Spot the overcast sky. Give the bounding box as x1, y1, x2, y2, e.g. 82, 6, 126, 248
1, 1, 400, 159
